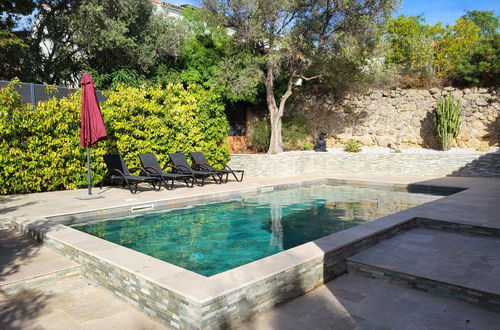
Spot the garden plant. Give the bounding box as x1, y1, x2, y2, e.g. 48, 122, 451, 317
433, 94, 462, 151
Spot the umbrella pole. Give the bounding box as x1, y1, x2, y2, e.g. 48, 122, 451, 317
86, 146, 92, 195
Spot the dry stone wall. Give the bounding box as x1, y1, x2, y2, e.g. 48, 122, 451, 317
290, 87, 499, 151
228, 152, 500, 178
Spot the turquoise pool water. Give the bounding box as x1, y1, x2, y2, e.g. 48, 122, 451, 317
72, 184, 449, 276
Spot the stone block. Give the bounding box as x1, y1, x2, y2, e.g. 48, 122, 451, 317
476, 98, 488, 106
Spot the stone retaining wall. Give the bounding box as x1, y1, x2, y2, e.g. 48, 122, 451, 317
228, 152, 500, 178
290, 87, 499, 150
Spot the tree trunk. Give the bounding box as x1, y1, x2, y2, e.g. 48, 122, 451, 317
268, 111, 283, 154
264, 64, 295, 154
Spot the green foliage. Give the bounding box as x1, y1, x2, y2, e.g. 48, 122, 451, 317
383, 13, 498, 87
249, 117, 271, 152
394, 149, 402, 153
385, 15, 437, 75
155, 10, 262, 104
250, 115, 310, 152
451, 12, 499, 87
0, 30, 29, 81
452, 34, 500, 86
282, 116, 309, 151
93, 69, 147, 90
302, 142, 313, 150
71, 0, 159, 80
434, 18, 480, 78
433, 94, 461, 151
344, 140, 362, 153
462, 10, 499, 36
0, 82, 229, 194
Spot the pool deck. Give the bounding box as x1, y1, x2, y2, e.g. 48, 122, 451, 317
1, 174, 500, 329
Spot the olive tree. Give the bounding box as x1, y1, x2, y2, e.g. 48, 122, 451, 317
203, 0, 399, 153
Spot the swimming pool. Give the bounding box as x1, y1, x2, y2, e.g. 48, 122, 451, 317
70, 183, 449, 276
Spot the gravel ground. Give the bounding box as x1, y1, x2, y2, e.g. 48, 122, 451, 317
282, 146, 500, 154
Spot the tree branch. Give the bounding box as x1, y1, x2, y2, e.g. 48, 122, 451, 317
299, 74, 322, 81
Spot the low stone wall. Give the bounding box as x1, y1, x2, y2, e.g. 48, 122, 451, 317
228, 152, 500, 178
290, 87, 499, 150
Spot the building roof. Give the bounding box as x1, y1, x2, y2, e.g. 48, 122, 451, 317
150, 1, 189, 10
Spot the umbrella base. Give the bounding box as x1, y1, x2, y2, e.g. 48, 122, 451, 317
76, 194, 105, 200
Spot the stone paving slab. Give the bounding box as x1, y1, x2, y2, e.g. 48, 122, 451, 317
0, 276, 168, 330
239, 274, 500, 330
347, 228, 500, 296
0, 228, 80, 295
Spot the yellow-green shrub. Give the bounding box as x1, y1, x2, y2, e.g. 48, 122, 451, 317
0, 81, 229, 194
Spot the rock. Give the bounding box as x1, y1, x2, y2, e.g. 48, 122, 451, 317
477, 143, 491, 152
476, 98, 488, 106
399, 103, 417, 112
465, 93, 478, 100
429, 88, 440, 94
370, 91, 383, 100
372, 136, 391, 147
451, 90, 463, 99
419, 90, 431, 97
444, 86, 455, 92
356, 135, 374, 146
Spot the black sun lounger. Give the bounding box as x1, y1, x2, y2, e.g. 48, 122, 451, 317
190, 152, 244, 183
138, 152, 194, 189
101, 154, 161, 194
168, 152, 222, 186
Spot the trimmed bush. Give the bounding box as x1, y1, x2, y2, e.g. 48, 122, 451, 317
0, 81, 229, 194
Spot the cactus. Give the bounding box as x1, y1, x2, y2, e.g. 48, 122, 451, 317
433, 93, 461, 151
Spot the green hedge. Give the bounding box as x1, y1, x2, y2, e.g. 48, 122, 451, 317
0, 80, 229, 194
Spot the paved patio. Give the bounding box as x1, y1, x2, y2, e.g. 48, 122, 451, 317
1, 174, 500, 329
239, 274, 500, 330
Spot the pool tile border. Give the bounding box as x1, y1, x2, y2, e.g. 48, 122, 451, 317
10, 179, 470, 329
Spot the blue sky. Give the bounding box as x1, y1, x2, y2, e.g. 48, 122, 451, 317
395, 0, 500, 25
166, 0, 499, 26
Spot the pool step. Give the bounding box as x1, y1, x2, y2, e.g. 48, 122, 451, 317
346, 228, 500, 311
0, 228, 81, 296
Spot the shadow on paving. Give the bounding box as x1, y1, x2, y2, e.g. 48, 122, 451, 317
0, 195, 38, 216
0, 229, 55, 330
0, 229, 42, 285
0, 290, 53, 330
446, 151, 500, 177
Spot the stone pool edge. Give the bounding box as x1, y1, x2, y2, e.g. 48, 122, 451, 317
9, 178, 466, 329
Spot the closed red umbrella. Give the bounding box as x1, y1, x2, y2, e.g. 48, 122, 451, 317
80, 73, 107, 198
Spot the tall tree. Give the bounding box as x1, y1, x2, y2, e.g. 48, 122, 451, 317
434, 18, 479, 78
462, 10, 499, 36
0, 30, 29, 80
203, 0, 398, 153
385, 15, 440, 75
29, 0, 82, 85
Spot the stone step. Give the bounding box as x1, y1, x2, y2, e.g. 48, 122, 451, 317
0, 228, 81, 295
346, 228, 500, 311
